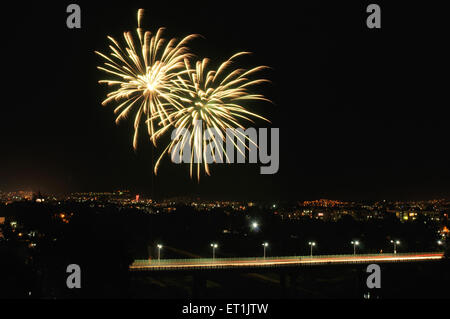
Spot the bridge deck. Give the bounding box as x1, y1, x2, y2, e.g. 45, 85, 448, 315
130, 252, 444, 271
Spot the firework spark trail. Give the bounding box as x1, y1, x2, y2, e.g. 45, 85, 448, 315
95, 9, 199, 148
151, 53, 271, 180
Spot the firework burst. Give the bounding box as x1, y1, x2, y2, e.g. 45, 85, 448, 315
95, 9, 198, 148
151, 52, 271, 180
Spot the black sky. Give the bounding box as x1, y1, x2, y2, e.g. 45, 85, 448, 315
1, 1, 449, 200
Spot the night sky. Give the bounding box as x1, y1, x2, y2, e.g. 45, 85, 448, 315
1, 1, 449, 200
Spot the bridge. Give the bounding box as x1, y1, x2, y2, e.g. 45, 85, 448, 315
130, 252, 444, 271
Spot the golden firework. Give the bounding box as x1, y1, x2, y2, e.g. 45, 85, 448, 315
96, 9, 198, 148
152, 52, 271, 180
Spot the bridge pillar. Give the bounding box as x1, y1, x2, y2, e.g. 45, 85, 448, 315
280, 272, 291, 298
290, 272, 298, 293
192, 274, 207, 298
356, 265, 365, 298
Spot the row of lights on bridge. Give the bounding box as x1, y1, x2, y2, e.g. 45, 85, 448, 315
153, 222, 445, 261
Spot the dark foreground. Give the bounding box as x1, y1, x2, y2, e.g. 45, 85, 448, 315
129, 261, 450, 299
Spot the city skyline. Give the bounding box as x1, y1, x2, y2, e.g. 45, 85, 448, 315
2, 189, 449, 222
1, 188, 450, 202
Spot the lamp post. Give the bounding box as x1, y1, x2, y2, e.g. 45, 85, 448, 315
351, 240, 359, 255
308, 241, 316, 257
157, 244, 162, 262
262, 242, 268, 259
251, 221, 259, 231
211, 243, 218, 260
390, 240, 400, 254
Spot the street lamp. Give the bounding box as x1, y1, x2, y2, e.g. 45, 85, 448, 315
390, 240, 400, 254
308, 241, 316, 257
351, 240, 360, 255
251, 221, 259, 231
157, 244, 163, 262
437, 240, 443, 246
262, 242, 269, 259
210, 243, 218, 259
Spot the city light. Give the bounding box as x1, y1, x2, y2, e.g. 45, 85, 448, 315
351, 240, 360, 255
308, 241, 316, 257
262, 242, 269, 259
211, 243, 218, 259
390, 240, 400, 254
157, 244, 163, 262
251, 221, 259, 230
